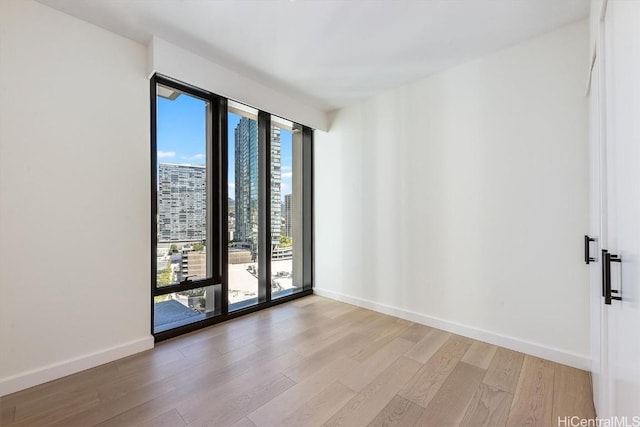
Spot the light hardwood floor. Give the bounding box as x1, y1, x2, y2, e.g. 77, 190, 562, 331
0, 295, 595, 426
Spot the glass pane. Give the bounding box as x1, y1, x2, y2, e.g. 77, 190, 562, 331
153, 285, 221, 333
228, 102, 260, 310
271, 118, 303, 299
156, 84, 211, 288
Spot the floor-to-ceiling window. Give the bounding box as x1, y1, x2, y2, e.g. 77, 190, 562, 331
227, 102, 260, 310
152, 79, 222, 335
152, 75, 313, 340
270, 117, 306, 300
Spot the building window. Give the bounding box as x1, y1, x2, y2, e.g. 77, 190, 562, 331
228, 102, 260, 309
152, 79, 221, 334
151, 75, 313, 340
270, 117, 305, 300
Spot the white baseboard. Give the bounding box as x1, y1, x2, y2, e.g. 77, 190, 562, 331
0, 336, 154, 397
314, 288, 590, 371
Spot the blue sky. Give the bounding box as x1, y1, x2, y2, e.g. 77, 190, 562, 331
157, 94, 293, 201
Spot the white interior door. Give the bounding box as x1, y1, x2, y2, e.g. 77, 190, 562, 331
601, 0, 640, 418
588, 52, 607, 416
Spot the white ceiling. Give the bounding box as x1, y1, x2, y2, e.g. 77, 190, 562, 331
37, 0, 589, 111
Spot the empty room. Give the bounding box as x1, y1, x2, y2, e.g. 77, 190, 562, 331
1, 0, 639, 425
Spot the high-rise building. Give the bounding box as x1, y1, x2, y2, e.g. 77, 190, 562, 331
234, 117, 258, 245
158, 163, 207, 242
271, 127, 282, 245
284, 193, 293, 238
234, 118, 281, 246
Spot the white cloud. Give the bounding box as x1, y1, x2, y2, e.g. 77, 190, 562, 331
228, 183, 235, 190
281, 165, 292, 172
182, 153, 205, 160
158, 151, 176, 158
282, 172, 293, 179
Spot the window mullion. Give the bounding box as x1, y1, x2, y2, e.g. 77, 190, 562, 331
217, 97, 228, 315
302, 126, 313, 290
258, 111, 272, 303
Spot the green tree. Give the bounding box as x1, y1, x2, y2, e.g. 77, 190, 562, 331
157, 264, 172, 286
193, 242, 204, 252
280, 236, 292, 247
169, 244, 178, 254
154, 294, 171, 303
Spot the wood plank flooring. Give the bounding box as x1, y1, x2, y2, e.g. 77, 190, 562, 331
0, 295, 596, 426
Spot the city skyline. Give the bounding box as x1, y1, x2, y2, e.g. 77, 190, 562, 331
157, 94, 294, 203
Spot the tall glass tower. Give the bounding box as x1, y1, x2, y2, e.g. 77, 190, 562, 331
234, 118, 281, 247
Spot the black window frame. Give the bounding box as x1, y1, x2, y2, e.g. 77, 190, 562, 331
151, 74, 314, 342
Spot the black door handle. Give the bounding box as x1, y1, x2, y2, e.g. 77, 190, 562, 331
601, 249, 607, 297
585, 235, 596, 264
603, 250, 622, 305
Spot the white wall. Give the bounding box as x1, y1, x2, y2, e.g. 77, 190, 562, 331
590, 0, 605, 53
315, 20, 590, 368
0, 0, 152, 395
149, 38, 328, 132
